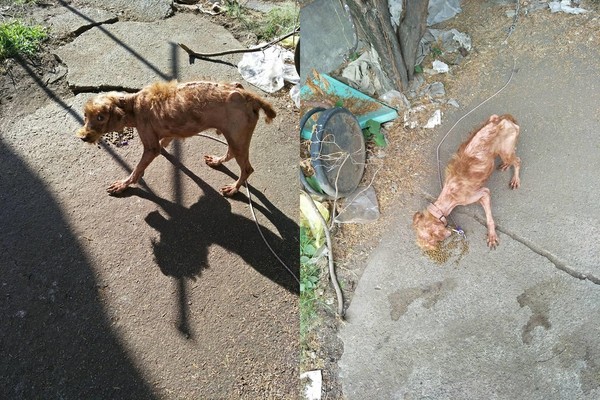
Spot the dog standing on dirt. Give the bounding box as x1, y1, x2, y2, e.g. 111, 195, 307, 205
413, 114, 521, 250
76, 80, 276, 196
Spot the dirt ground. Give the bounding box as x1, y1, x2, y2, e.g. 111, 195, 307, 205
1, 1, 300, 399
301, 1, 600, 398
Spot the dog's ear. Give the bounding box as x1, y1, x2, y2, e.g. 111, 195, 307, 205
106, 95, 126, 131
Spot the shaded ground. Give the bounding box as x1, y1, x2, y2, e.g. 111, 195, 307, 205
301, 1, 600, 398
1, 1, 299, 398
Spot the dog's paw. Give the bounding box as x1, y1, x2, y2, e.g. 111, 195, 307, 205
487, 233, 499, 249
204, 155, 222, 167
510, 177, 520, 189
220, 184, 239, 197
107, 180, 129, 194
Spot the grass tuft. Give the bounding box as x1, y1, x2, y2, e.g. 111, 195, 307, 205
224, 1, 298, 42
0, 20, 47, 61
299, 225, 321, 357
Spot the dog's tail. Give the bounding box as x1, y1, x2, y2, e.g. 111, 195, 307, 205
247, 92, 277, 124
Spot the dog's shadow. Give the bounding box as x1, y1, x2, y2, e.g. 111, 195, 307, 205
121, 151, 298, 295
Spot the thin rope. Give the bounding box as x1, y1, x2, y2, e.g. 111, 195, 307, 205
195, 133, 299, 285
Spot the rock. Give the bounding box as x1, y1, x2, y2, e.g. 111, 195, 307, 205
432, 60, 449, 73
76, 0, 173, 22
54, 13, 242, 91
48, 7, 118, 38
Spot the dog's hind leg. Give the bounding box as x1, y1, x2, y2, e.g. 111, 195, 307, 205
221, 151, 254, 196
497, 138, 521, 189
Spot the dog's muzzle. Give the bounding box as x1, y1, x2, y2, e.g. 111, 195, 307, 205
76, 127, 102, 144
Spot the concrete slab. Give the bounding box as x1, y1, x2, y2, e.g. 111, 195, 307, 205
76, 0, 173, 22
54, 13, 242, 90
300, 0, 356, 83
48, 7, 118, 38
338, 11, 600, 400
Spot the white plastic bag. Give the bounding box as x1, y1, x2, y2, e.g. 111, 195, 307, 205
427, 0, 462, 26
334, 186, 380, 224
237, 45, 300, 93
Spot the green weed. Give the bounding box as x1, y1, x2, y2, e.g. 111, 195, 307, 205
300, 225, 322, 354
257, 3, 298, 41
224, 1, 298, 42
0, 20, 47, 60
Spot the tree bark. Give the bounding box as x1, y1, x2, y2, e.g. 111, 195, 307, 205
399, 0, 430, 81
346, 0, 409, 91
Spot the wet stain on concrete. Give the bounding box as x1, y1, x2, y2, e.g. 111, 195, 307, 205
551, 335, 600, 395
517, 281, 558, 344
388, 279, 457, 321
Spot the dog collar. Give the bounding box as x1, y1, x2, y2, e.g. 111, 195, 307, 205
427, 203, 448, 226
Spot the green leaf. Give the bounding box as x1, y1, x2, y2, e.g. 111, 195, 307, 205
365, 119, 381, 134
414, 64, 423, 74
300, 255, 311, 265
304, 175, 323, 193
303, 244, 316, 257
335, 99, 344, 107
373, 132, 387, 147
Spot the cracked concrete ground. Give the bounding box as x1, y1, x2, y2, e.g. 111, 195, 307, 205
338, 7, 600, 400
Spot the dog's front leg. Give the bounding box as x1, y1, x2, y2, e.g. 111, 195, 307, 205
107, 146, 159, 194
476, 187, 499, 249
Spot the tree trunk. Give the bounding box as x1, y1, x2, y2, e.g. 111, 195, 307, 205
346, 0, 409, 91
399, 0, 430, 81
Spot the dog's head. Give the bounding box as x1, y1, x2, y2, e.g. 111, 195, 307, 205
413, 210, 451, 250
76, 93, 128, 144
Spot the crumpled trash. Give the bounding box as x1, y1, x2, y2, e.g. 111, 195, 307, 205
427, 0, 462, 26
424, 109, 442, 129
340, 48, 385, 96
379, 89, 411, 111
421, 81, 445, 98
417, 28, 471, 66
549, 0, 587, 14
389, 0, 462, 28
300, 370, 322, 400
238, 45, 299, 93
334, 186, 380, 224
300, 192, 330, 249
289, 83, 300, 108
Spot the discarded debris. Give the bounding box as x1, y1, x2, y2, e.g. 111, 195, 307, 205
300, 192, 330, 249
334, 185, 380, 224
549, 0, 587, 14
424, 109, 442, 129
238, 45, 299, 93
422, 82, 445, 99
418, 28, 472, 66
300, 370, 322, 400
427, 0, 462, 26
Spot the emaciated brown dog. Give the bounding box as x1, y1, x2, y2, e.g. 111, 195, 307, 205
413, 114, 521, 250
76, 80, 276, 196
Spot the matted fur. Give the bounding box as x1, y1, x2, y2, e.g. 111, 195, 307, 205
413, 114, 521, 250
76, 80, 276, 196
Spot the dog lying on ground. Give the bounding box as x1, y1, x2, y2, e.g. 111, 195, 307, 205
76, 80, 276, 196
413, 114, 521, 250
